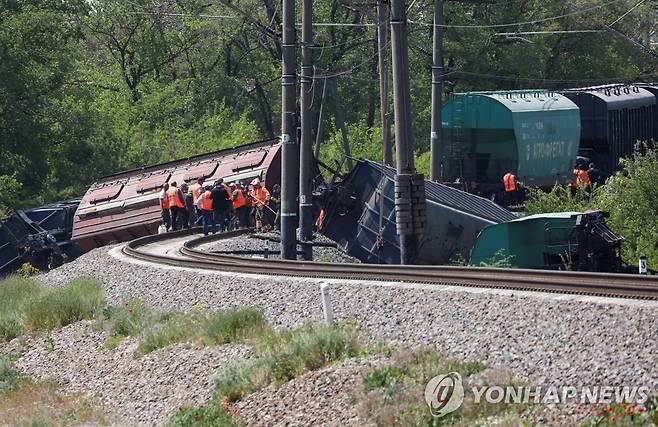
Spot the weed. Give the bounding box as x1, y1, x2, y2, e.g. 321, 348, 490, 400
0, 355, 25, 394
168, 404, 243, 427
204, 308, 267, 345
216, 359, 272, 403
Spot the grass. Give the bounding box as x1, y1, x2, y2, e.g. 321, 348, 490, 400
0, 277, 104, 343
356, 348, 528, 426
97, 303, 269, 358
168, 404, 243, 427
215, 323, 362, 403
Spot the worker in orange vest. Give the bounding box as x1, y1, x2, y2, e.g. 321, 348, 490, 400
191, 178, 204, 226
159, 183, 171, 231
249, 178, 271, 231
167, 181, 186, 231
232, 182, 250, 229
195, 185, 215, 235
503, 171, 520, 205
569, 167, 591, 190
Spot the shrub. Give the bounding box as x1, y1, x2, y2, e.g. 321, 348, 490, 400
135, 313, 202, 357
215, 359, 272, 403
0, 277, 42, 342
0, 355, 25, 394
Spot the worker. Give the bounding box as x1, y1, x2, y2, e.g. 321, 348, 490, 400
503, 171, 520, 205
195, 185, 215, 236
180, 183, 193, 229
167, 181, 186, 231
587, 162, 601, 186
569, 167, 590, 189
159, 183, 171, 231
232, 182, 250, 229
211, 178, 231, 232
249, 178, 271, 231
191, 178, 204, 225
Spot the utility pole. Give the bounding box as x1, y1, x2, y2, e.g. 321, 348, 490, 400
429, 0, 444, 181
280, 0, 298, 260
390, 0, 425, 264
299, 0, 313, 260
377, 1, 393, 166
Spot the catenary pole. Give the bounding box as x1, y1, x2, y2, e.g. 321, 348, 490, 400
430, 0, 444, 181
299, 0, 314, 259
377, 1, 393, 166
280, 0, 298, 260
390, 0, 421, 264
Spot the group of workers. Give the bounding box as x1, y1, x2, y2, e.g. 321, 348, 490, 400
158, 178, 279, 236
503, 162, 602, 205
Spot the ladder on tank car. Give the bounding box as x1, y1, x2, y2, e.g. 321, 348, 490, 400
450, 95, 467, 190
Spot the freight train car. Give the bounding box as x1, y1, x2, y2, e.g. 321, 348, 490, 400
561, 85, 656, 176
72, 138, 281, 251
440, 91, 581, 197
470, 210, 623, 272
318, 159, 517, 265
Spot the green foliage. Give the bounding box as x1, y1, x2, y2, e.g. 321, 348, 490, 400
0, 277, 43, 342
167, 404, 243, 427
525, 185, 593, 216
524, 146, 658, 269
476, 249, 514, 269
0, 175, 22, 218
0, 355, 26, 394
135, 313, 205, 357
215, 359, 272, 403
320, 120, 384, 174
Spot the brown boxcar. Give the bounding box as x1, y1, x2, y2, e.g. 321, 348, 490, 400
72, 138, 281, 251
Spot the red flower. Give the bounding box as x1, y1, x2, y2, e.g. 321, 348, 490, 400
626, 406, 634, 415
637, 406, 646, 413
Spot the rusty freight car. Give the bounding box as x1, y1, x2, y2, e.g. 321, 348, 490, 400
72, 138, 282, 251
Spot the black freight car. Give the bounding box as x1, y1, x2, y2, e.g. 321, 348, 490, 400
561, 85, 656, 176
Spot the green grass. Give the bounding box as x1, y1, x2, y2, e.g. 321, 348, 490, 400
0, 277, 104, 343
0, 355, 26, 394
168, 404, 243, 427
204, 308, 267, 345
215, 323, 362, 403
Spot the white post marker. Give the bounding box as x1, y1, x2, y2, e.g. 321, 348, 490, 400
639, 256, 648, 275
320, 283, 335, 325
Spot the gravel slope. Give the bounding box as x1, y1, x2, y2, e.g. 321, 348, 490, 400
36, 244, 658, 423
3, 321, 251, 426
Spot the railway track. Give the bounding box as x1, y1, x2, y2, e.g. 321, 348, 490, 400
122, 229, 658, 300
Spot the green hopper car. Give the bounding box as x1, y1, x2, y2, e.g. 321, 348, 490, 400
470, 211, 623, 272
441, 91, 581, 197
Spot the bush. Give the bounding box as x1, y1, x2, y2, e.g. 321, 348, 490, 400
23, 278, 104, 332
215, 359, 272, 403
0, 355, 25, 394
0, 277, 42, 342
135, 313, 202, 357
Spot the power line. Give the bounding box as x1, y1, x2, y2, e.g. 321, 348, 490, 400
409, 0, 627, 29
608, 0, 646, 26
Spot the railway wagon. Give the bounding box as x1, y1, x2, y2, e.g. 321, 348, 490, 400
440, 91, 581, 197
561, 85, 656, 176
319, 159, 517, 265
470, 211, 623, 272
72, 138, 281, 252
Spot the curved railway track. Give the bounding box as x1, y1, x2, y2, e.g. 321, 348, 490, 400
122, 229, 658, 300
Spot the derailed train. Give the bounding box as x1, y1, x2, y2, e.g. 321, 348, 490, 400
441, 84, 658, 196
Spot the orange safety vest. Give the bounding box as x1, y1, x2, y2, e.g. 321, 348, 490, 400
250, 187, 271, 206
191, 183, 202, 204
503, 173, 518, 192
200, 191, 213, 211
167, 187, 185, 209
233, 189, 248, 209
569, 169, 590, 188
160, 192, 170, 209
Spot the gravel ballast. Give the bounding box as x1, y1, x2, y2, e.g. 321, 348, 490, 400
32, 241, 658, 424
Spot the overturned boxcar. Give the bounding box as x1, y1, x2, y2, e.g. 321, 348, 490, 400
72, 138, 282, 251
318, 160, 517, 265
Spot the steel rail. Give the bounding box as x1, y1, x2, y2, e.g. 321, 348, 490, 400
122, 230, 658, 300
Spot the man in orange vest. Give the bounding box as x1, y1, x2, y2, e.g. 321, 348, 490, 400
232, 182, 250, 229
159, 183, 171, 231
249, 178, 271, 231
569, 167, 591, 190
195, 185, 215, 235
503, 171, 520, 205
167, 181, 186, 231
191, 178, 204, 226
